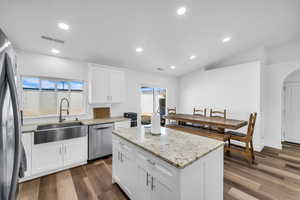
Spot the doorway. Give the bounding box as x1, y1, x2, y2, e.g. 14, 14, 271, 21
140, 87, 166, 126
283, 70, 300, 144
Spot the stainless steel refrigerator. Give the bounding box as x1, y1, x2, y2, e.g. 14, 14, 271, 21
0, 28, 25, 200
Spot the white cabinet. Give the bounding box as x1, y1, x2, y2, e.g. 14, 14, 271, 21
109, 70, 125, 103
32, 141, 64, 174
135, 150, 176, 200
63, 137, 88, 166
114, 120, 131, 130
89, 67, 110, 103
32, 136, 87, 175
113, 139, 135, 198
89, 65, 125, 104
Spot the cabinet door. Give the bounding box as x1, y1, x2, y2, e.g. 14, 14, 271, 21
89, 67, 110, 103
112, 142, 122, 183
136, 163, 151, 200
119, 143, 135, 197
32, 141, 63, 174
151, 177, 174, 200
63, 137, 87, 166
109, 70, 124, 103
21, 133, 33, 177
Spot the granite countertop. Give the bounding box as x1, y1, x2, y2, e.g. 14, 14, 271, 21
113, 127, 224, 169
22, 117, 130, 133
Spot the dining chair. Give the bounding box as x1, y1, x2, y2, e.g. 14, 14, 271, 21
210, 109, 227, 119
209, 109, 227, 132
167, 107, 176, 115
193, 108, 207, 117
192, 108, 207, 128
226, 112, 257, 165
167, 107, 177, 125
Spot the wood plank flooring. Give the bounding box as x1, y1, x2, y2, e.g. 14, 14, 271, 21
19, 143, 300, 200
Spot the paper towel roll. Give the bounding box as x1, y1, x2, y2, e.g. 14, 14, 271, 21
151, 113, 161, 135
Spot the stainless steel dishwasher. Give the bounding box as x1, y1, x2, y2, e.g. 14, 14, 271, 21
88, 123, 114, 160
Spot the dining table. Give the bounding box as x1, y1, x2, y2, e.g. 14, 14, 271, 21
164, 113, 248, 130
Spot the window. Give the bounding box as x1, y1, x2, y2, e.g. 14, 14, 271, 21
22, 77, 85, 117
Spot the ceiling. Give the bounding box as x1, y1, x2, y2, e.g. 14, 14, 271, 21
1, 0, 300, 76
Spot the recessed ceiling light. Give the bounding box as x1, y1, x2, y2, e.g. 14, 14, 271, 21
135, 47, 143, 53
222, 37, 231, 43
58, 22, 70, 30
177, 7, 186, 16
170, 65, 176, 69
189, 55, 196, 60
51, 49, 60, 54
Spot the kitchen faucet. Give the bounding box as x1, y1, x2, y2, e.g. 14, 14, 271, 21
59, 97, 70, 122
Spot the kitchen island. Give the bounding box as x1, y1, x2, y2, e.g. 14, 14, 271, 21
112, 127, 224, 200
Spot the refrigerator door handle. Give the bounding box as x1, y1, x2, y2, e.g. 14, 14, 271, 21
4, 53, 22, 200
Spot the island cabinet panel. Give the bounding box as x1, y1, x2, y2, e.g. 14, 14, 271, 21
112, 134, 223, 200
112, 138, 136, 199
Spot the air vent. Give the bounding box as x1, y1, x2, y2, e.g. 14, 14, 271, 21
41, 36, 65, 44
156, 67, 164, 71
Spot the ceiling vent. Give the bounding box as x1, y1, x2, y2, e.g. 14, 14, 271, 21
41, 36, 65, 44
156, 67, 164, 71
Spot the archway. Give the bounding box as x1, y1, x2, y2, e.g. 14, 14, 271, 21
282, 69, 300, 144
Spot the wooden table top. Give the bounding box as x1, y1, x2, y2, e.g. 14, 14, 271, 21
165, 114, 248, 130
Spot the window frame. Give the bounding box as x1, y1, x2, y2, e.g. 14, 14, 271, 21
21, 76, 87, 119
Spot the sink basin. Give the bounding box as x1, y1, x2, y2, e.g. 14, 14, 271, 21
37, 122, 83, 130
34, 121, 87, 144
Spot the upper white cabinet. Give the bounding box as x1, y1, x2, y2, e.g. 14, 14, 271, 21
88, 65, 125, 104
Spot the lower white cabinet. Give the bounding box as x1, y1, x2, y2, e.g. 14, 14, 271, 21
113, 138, 135, 198
32, 136, 87, 175
112, 134, 223, 200
63, 137, 88, 166
32, 140, 64, 174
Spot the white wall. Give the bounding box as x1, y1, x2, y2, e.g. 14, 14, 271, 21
178, 61, 263, 151
262, 60, 300, 149
17, 50, 178, 124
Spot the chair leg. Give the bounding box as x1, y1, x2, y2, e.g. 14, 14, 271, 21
245, 142, 253, 166
250, 140, 255, 162
226, 139, 231, 155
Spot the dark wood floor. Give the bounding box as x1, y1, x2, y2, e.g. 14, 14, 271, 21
19, 143, 300, 200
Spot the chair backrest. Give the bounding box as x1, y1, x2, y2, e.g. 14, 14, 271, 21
210, 109, 226, 119
167, 107, 176, 115
193, 108, 207, 117
246, 112, 257, 140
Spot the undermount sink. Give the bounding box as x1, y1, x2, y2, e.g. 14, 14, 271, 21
37, 121, 83, 130
34, 121, 87, 145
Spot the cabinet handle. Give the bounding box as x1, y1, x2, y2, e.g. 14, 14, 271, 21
59, 145, 62, 154
147, 159, 155, 166
146, 172, 149, 186
151, 176, 155, 191
64, 145, 67, 154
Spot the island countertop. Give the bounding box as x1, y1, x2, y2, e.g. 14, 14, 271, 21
112, 127, 224, 168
